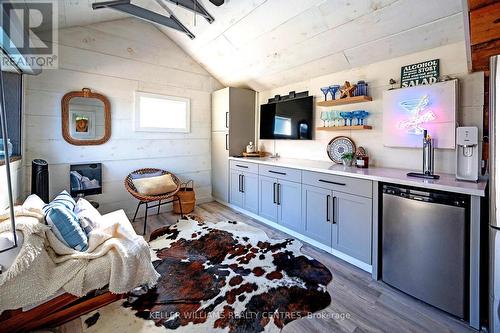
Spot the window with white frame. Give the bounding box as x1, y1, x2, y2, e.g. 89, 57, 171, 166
134, 92, 190, 133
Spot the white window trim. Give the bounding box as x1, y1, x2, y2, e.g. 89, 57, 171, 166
134, 91, 191, 133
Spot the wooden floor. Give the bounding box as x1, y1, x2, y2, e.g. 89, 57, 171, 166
56, 201, 475, 333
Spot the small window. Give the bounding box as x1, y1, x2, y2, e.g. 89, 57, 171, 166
0, 70, 22, 157
134, 92, 190, 133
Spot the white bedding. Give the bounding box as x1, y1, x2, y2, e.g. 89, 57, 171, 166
0, 206, 159, 312
0, 231, 23, 272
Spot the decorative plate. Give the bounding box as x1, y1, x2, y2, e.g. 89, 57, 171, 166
327, 136, 356, 163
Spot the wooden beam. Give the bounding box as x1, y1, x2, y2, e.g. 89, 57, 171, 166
469, 1, 500, 45
468, 0, 498, 11
471, 38, 500, 73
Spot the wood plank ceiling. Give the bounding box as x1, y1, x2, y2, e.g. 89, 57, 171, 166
54, 1, 466, 90
157, 0, 466, 90
467, 0, 500, 74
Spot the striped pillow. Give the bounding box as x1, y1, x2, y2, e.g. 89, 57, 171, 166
46, 190, 76, 211
43, 191, 88, 251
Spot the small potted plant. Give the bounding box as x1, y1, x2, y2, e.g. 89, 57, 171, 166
341, 152, 355, 167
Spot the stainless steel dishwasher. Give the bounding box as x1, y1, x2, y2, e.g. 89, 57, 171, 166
382, 184, 468, 318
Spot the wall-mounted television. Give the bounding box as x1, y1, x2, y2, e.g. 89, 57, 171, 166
70, 163, 102, 197
260, 96, 313, 140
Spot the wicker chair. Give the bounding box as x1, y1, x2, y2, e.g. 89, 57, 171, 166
125, 168, 183, 235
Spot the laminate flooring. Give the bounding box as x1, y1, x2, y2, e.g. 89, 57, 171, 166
55, 201, 476, 333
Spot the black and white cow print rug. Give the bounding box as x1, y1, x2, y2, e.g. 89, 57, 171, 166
81, 216, 332, 333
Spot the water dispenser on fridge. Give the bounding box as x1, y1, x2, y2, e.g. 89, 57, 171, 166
456, 126, 479, 182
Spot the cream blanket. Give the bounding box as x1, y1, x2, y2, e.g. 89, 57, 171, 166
0, 207, 160, 312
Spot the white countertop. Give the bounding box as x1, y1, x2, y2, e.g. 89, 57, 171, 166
229, 156, 488, 197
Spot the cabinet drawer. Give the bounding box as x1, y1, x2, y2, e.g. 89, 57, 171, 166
259, 165, 301, 183
302, 171, 372, 198
230, 160, 258, 174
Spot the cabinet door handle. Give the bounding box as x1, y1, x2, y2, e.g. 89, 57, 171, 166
273, 183, 277, 204
236, 164, 248, 168
238, 174, 242, 192
277, 183, 281, 205
332, 196, 337, 224
269, 170, 286, 176
241, 174, 245, 193
319, 179, 346, 186
225, 112, 229, 128
225, 134, 229, 150
326, 195, 331, 222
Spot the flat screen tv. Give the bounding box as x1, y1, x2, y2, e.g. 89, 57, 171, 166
70, 163, 102, 197
260, 96, 313, 140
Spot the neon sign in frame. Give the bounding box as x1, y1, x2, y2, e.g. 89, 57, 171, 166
383, 80, 457, 149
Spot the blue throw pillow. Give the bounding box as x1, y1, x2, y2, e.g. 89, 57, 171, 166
47, 190, 76, 211
43, 191, 88, 251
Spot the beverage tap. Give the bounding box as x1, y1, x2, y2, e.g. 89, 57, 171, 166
422, 130, 434, 176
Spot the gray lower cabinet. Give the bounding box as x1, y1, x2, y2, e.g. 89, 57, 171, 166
259, 175, 278, 221
277, 180, 302, 231
302, 184, 372, 264
333, 191, 372, 264
231, 160, 374, 268
302, 184, 332, 246
258, 176, 302, 231
230, 169, 244, 207
230, 169, 258, 214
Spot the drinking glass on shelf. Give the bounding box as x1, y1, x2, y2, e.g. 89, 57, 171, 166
347, 112, 354, 126
328, 111, 333, 127
332, 111, 341, 126
320, 87, 330, 101
329, 85, 340, 100
329, 111, 336, 126
339, 112, 348, 126
352, 111, 361, 125
359, 111, 370, 125
320, 111, 328, 127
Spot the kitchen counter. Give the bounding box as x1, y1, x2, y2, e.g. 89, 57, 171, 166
229, 156, 487, 197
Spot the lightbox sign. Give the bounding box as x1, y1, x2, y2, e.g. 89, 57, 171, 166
383, 80, 457, 149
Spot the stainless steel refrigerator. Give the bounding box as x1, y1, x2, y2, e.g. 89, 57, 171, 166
490, 54, 500, 333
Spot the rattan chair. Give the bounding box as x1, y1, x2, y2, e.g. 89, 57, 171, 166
125, 168, 183, 235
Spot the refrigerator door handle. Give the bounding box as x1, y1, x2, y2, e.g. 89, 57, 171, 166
225, 134, 229, 151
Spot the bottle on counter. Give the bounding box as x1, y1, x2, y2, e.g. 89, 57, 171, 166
355, 146, 369, 168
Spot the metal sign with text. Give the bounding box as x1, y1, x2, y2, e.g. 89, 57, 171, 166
400, 59, 439, 87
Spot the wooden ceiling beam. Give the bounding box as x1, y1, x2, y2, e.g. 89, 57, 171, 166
468, 0, 498, 11
466, 0, 500, 73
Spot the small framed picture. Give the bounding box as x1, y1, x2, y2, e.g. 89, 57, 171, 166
69, 110, 95, 139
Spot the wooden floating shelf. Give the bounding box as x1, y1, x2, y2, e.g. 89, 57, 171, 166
317, 95, 372, 107
317, 125, 372, 131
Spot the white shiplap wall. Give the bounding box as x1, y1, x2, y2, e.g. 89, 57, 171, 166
258, 42, 484, 174
0, 160, 23, 209
24, 18, 222, 217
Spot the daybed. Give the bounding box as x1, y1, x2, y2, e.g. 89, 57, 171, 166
0, 197, 159, 332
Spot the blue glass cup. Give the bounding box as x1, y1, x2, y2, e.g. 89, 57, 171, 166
329, 85, 340, 100
320, 87, 330, 101
352, 111, 361, 125
360, 111, 369, 125
339, 112, 348, 126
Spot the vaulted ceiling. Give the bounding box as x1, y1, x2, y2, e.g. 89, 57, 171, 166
54, 0, 466, 91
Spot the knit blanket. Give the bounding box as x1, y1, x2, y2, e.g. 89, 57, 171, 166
0, 208, 159, 312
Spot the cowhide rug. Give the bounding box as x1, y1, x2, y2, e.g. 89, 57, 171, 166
81, 216, 332, 333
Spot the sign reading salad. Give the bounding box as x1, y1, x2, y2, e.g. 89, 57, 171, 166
400, 59, 440, 87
